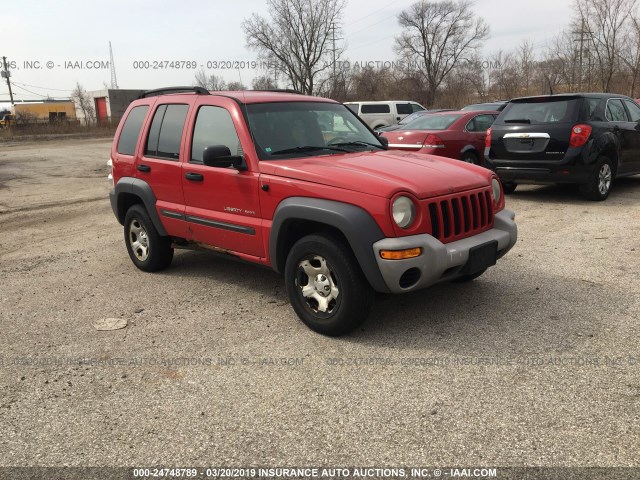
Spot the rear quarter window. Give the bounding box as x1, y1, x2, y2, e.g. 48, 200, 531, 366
116, 105, 149, 155
361, 104, 391, 114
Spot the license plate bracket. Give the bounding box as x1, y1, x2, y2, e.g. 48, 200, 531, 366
460, 241, 498, 275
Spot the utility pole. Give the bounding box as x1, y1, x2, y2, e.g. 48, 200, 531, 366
1, 56, 15, 106
109, 41, 118, 89
572, 18, 593, 92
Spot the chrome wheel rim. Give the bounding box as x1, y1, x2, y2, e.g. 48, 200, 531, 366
129, 219, 149, 261
598, 164, 612, 195
296, 255, 340, 316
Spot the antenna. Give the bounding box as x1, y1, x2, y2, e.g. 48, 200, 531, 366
109, 41, 119, 89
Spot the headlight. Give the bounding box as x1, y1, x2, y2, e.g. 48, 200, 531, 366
392, 196, 416, 229
491, 178, 502, 203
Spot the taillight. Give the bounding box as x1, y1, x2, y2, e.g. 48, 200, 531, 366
569, 124, 592, 148
485, 128, 492, 148
423, 134, 444, 148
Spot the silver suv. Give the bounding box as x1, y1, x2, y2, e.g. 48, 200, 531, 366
345, 100, 426, 129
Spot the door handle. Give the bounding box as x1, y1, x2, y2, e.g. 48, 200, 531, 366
137, 164, 151, 173
185, 172, 204, 181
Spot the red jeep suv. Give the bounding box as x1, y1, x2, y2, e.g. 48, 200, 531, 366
108, 87, 517, 335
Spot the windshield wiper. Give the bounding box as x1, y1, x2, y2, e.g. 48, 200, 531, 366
328, 140, 385, 150
269, 145, 349, 155
504, 119, 531, 124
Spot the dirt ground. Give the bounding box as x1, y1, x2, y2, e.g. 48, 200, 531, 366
1, 139, 639, 469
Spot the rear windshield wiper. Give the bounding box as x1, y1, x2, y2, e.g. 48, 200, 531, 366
503, 119, 531, 124
269, 145, 349, 155
328, 140, 386, 150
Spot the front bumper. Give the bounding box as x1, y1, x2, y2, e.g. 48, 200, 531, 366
373, 209, 517, 293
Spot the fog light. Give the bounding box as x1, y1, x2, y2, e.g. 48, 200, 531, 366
380, 247, 422, 260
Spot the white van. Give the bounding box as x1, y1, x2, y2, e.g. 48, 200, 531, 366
344, 101, 426, 129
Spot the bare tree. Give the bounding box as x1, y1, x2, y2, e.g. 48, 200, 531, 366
71, 82, 95, 126
242, 0, 345, 95
194, 69, 227, 90
575, 0, 637, 91
252, 75, 278, 90
225, 81, 247, 91
395, 0, 489, 106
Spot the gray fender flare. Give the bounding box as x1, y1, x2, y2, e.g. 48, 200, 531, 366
270, 197, 390, 293
110, 177, 168, 236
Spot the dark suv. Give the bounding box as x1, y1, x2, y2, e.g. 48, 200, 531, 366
485, 93, 640, 200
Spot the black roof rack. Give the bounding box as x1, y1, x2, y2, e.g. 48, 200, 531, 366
251, 89, 302, 94
138, 86, 209, 99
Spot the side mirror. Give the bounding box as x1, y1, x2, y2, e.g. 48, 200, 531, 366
202, 145, 246, 170
377, 135, 389, 148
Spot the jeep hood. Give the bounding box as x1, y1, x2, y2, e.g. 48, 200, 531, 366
259, 150, 490, 199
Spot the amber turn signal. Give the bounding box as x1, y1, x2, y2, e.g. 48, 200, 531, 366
379, 248, 423, 260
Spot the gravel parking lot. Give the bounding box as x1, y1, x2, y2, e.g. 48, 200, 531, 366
1, 139, 639, 468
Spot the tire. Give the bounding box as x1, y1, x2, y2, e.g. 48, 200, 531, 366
580, 156, 614, 201
460, 151, 479, 165
502, 181, 517, 194
124, 204, 173, 272
284, 232, 374, 336
453, 268, 487, 283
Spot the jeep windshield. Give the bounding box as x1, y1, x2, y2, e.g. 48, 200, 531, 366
246, 102, 383, 160
498, 97, 580, 125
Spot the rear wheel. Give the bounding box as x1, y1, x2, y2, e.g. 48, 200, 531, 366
124, 205, 173, 272
502, 181, 517, 194
460, 151, 479, 165
284, 232, 373, 336
580, 156, 613, 201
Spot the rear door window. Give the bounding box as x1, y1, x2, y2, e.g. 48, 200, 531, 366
606, 99, 629, 122
396, 103, 412, 115
145, 104, 189, 160
361, 104, 390, 114
117, 105, 149, 155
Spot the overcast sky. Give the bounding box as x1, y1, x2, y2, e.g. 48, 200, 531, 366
1, 0, 572, 105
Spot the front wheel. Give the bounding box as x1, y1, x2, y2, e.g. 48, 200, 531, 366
284, 232, 373, 336
580, 156, 614, 201
124, 205, 173, 272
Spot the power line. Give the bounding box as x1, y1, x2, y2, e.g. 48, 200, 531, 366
348, 0, 398, 26
11, 83, 50, 98
11, 81, 74, 92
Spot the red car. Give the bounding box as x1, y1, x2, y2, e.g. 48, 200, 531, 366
108, 89, 516, 335
381, 110, 498, 165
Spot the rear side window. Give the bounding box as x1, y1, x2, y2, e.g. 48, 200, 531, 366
467, 114, 496, 132
583, 98, 601, 120
361, 104, 390, 114
117, 105, 149, 155
145, 104, 189, 160
606, 99, 629, 122
396, 103, 412, 115
500, 99, 579, 124
405, 114, 461, 130
191, 106, 242, 163
624, 99, 640, 122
